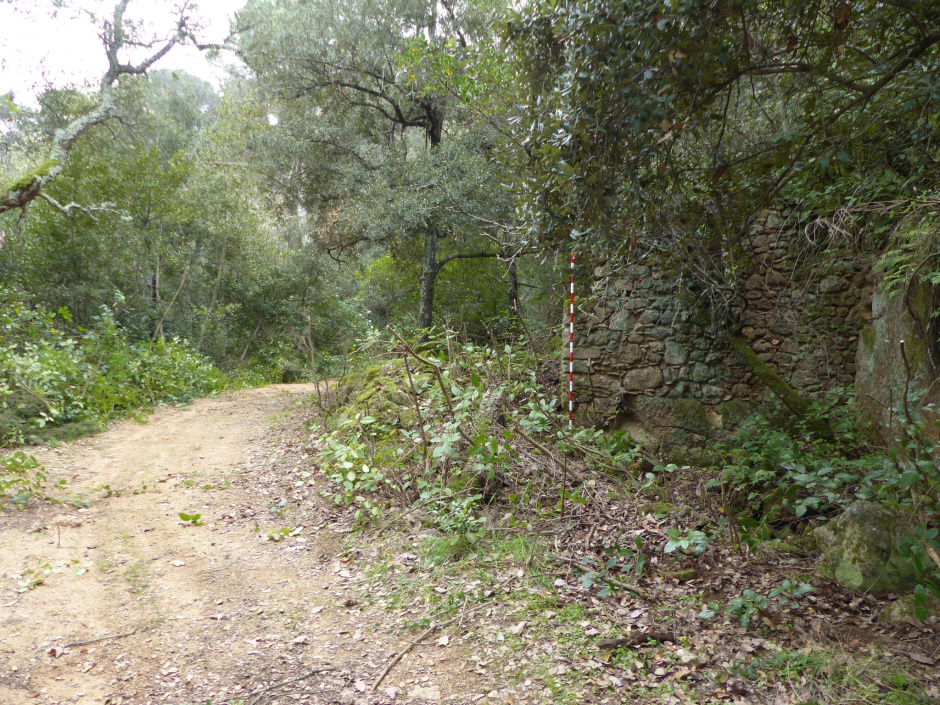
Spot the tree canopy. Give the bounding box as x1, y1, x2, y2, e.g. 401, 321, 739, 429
507, 0, 940, 303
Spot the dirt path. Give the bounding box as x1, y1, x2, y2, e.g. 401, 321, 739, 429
1, 386, 477, 705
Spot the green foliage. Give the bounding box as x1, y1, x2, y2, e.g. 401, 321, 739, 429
710, 396, 884, 520
664, 527, 711, 556
575, 539, 646, 597
1, 73, 364, 378
0, 289, 230, 444
313, 329, 642, 561
768, 580, 815, 608
507, 0, 940, 325
728, 589, 769, 629
714, 388, 940, 609
725, 580, 814, 628
16, 557, 93, 592
178, 512, 204, 526
0, 451, 61, 507
878, 216, 940, 294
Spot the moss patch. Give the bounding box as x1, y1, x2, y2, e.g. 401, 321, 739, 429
5, 158, 60, 193
730, 336, 831, 438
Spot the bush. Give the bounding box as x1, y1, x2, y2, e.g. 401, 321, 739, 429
0, 451, 63, 507
0, 288, 231, 445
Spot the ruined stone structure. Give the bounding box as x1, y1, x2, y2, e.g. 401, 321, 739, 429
574, 209, 877, 458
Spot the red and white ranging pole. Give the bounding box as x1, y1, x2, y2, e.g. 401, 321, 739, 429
569, 251, 574, 430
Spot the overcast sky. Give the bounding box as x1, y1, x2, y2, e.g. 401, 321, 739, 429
0, 0, 246, 105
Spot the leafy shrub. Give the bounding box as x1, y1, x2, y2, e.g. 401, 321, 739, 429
0, 451, 63, 507
664, 528, 711, 556
713, 386, 940, 615
711, 394, 885, 520
0, 289, 232, 444
313, 329, 643, 548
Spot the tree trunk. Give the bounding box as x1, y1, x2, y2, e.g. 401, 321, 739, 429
507, 256, 520, 314
196, 240, 227, 351
418, 228, 440, 330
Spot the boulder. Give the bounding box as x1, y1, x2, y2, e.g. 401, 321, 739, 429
854, 279, 940, 442
878, 594, 940, 623
814, 501, 925, 593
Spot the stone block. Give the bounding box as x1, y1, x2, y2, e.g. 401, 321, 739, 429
705, 352, 724, 364
610, 278, 632, 291
691, 362, 712, 382
638, 309, 661, 324
766, 269, 788, 287
664, 340, 689, 365
815, 501, 930, 593
573, 347, 602, 360
649, 326, 673, 339
819, 275, 845, 294
622, 367, 664, 390
622, 298, 649, 311
609, 309, 635, 331
702, 385, 725, 399
619, 343, 643, 365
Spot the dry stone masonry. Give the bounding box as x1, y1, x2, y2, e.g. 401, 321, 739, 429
574, 209, 876, 459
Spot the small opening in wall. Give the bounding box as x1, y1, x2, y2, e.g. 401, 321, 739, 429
611, 395, 648, 443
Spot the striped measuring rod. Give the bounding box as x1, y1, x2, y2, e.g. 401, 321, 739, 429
569, 251, 574, 429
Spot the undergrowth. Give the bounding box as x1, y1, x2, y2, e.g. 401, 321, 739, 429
309, 326, 640, 537
711, 388, 940, 616
299, 328, 939, 704
0, 288, 268, 445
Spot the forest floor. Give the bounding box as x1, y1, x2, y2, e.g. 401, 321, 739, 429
1, 385, 939, 705
0, 386, 486, 705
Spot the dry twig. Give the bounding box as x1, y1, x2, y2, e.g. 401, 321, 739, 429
245, 666, 335, 705
372, 601, 490, 691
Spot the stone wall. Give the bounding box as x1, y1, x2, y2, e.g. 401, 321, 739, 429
574, 210, 874, 459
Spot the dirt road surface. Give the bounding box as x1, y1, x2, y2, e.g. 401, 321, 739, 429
1, 386, 477, 705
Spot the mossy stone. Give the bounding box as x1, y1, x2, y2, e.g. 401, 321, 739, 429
665, 568, 697, 582
878, 594, 940, 622
639, 502, 678, 516
362, 365, 384, 383
814, 501, 928, 594
716, 400, 758, 429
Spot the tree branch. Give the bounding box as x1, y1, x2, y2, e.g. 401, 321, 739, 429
437, 251, 499, 268
0, 0, 190, 219
37, 192, 112, 221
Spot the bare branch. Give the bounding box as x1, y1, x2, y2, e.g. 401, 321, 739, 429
38, 193, 104, 221
0, 0, 191, 220
437, 251, 499, 268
